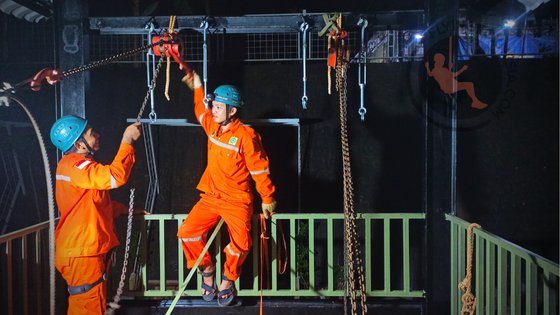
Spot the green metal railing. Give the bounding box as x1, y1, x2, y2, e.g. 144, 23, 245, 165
129, 213, 426, 299
0, 220, 51, 315
447, 215, 559, 315
0, 212, 425, 314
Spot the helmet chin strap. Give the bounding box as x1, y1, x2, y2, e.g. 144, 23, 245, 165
79, 136, 95, 156
220, 105, 234, 127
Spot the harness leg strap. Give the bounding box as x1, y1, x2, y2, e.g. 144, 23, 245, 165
67, 273, 107, 295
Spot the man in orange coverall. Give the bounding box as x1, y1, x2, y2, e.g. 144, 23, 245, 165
179, 72, 278, 306
50, 115, 142, 314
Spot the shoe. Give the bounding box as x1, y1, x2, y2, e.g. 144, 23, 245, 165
200, 268, 216, 301
217, 274, 237, 306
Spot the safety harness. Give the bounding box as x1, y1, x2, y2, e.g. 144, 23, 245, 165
67, 273, 107, 295
67, 249, 113, 295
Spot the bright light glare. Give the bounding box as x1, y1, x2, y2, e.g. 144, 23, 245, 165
504, 20, 516, 28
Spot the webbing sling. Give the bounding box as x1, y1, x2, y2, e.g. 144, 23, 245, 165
67, 250, 113, 295
68, 273, 107, 295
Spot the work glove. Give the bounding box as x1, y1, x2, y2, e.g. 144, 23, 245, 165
181, 71, 202, 91
261, 199, 277, 219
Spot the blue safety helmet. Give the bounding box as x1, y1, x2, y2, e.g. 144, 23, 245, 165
50, 115, 88, 153
212, 85, 243, 108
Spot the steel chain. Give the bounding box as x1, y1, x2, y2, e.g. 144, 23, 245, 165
336, 45, 368, 315
137, 54, 165, 122
105, 189, 136, 315
62, 41, 163, 78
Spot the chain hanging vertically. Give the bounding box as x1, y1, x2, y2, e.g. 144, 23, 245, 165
105, 189, 136, 315
335, 18, 368, 314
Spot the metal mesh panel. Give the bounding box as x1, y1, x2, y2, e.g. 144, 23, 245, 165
1, 15, 54, 64
178, 33, 203, 61
309, 30, 358, 60
245, 32, 300, 61
89, 34, 146, 63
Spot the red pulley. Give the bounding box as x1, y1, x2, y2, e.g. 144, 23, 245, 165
152, 32, 182, 58
151, 32, 193, 75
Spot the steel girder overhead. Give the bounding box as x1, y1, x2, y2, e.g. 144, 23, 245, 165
89, 11, 425, 35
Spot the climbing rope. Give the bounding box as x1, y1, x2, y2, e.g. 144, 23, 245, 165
3, 96, 57, 315
335, 30, 367, 315
105, 189, 136, 315
166, 219, 225, 315
164, 16, 177, 101
458, 223, 481, 315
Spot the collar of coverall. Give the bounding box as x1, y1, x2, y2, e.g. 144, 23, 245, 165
218, 116, 241, 136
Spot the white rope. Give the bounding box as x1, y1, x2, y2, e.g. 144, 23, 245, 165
6, 95, 57, 315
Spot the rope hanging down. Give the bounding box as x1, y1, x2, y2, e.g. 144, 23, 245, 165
458, 223, 481, 315
164, 15, 177, 101
335, 22, 367, 315
3, 96, 57, 315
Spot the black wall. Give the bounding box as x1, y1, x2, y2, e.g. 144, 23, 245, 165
83, 57, 558, 260
1, 57, 557, 262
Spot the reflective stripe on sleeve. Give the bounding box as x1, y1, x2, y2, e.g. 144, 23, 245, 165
249, 168, 270, 175
110, 175, 117, 189
56, 175, 71, 182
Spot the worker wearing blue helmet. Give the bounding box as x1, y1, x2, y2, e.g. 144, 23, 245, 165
50, 115, 144, 315
179, 72, 277, 306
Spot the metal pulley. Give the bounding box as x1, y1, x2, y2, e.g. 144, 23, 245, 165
151, 32, 193, 76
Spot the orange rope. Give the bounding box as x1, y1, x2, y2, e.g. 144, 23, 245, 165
164, 15, 176, 101
259, 214, 288, 315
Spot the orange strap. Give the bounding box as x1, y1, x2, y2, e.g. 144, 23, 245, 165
259, 214, 288, 315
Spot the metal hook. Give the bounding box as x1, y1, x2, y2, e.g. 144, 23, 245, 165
357, 18, 368, 122
200, 18, 211, 109
300, 21, 309, 110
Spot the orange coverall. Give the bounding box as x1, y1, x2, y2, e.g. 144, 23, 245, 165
54, 143, 135, 315
177, 86, 275, 281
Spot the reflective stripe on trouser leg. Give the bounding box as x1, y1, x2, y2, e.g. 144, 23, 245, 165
220, 200, 253, 281
177, 196, 221, 269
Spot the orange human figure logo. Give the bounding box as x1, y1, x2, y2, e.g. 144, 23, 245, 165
425, 53, 488, 109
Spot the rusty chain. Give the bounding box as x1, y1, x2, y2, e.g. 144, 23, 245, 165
61, 40, 165, 78
336, 45, 367, 315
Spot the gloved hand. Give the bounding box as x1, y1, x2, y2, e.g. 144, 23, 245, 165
261, 200, 277, 219
181, 71, 202, 91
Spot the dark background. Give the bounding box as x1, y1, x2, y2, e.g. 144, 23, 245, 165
1, 56, 557, 261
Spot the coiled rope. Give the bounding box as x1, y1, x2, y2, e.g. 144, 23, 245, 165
458, 223, 481, 315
